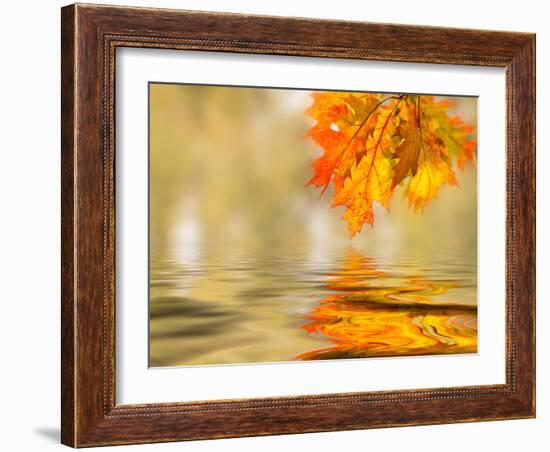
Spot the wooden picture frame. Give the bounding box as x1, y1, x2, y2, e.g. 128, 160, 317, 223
61, 3, 535, 447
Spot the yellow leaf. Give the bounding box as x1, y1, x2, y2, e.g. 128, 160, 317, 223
405, 137, 458, 210
332, 102, 399, 236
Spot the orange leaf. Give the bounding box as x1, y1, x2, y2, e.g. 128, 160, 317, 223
306, 92, 384, 194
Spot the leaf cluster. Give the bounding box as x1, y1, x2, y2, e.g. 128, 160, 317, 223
306, 92, 476, 236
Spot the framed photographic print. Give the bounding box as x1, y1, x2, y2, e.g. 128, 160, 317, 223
61, 3, 536, 447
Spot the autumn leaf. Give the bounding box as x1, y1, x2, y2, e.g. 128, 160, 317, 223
419, 96, 477, 170
305, 92, 476, 236
399, 96, 459, 211
306, 92, 384, 194
331, 101, 400, 235
392, 97, 422, 185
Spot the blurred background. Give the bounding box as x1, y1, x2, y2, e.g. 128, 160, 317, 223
149, 83, 477, 367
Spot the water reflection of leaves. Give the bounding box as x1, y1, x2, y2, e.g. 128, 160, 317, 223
296, 250, 477, 360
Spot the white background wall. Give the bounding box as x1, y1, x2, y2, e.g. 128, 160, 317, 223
0, 1, 545, 450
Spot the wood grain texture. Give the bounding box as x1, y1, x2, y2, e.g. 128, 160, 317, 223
60, 3, 536, 447
60, 5, 76, 446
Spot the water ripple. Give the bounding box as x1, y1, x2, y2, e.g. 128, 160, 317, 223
149, 248, 476, 366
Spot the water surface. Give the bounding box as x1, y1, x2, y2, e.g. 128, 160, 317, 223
149, 248, 477, 367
